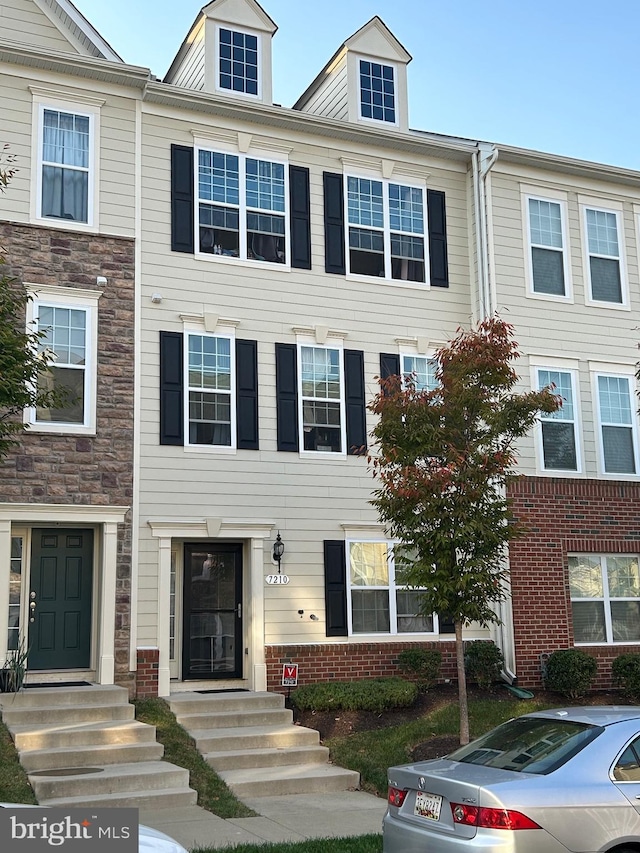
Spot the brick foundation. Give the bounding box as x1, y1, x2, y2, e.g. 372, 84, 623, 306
135, 648, 160, 698
509, 476, 640, 689
265, 641, 458, 694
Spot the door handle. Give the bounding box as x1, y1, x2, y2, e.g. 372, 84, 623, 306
237, 603, 242, 618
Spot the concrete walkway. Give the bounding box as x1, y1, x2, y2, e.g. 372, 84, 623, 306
139, 790, 387, 850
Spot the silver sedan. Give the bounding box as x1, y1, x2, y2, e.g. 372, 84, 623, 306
383, 706, 640, 853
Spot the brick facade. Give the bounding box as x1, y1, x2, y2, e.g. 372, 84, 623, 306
508, 476, 640, 689
135, 648, 160, 698
265, 641, 458, 694
0, 221, 135, 689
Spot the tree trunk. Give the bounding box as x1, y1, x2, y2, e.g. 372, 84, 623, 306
455, 619, 470, 745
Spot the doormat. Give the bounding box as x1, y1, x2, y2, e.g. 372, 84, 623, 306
24, 681, 93, 689
195, 688, 250, 694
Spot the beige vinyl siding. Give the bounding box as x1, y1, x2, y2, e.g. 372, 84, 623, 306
0, 74, 32, 220
169, 34, 205, 91
298, 61, 348, 121
1, 0, 77, 54
490, 164, 640, 478
98, 95, 137, 235
136, 106, 472, 647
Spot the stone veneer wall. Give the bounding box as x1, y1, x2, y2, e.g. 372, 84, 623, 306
0, 222, 135, 690
264, 641, 458, 694
508, 476, 640, 689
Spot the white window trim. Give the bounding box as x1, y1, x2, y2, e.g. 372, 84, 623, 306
355, 54, 400, 128
214, 23, 262, 100
580, 201, 628, 309
345, 538, 438, 638
531, 363, 583, 476
522, 191, 572, 302
24, 284, 101, 435
400, 348, 439, 392
590, 364, 639, 479
296, 335, 346, 458
344, 171, 429, 286
183, 321, 237, 454
570, 553, 640, 646
194, 144, 291, 270
31, 94, 101, 230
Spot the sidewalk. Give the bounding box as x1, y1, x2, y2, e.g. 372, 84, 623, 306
139, 791, 387, 850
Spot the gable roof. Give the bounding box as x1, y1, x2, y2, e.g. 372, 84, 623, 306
32, 0, 123, 61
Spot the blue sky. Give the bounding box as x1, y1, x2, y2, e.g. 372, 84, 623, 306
74, 0, 640, 170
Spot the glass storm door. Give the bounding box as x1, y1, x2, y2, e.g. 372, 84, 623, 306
29, 529, 93, 670
183, 543, 242, 679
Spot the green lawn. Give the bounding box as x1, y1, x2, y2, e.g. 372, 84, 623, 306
192, 836, 382, 853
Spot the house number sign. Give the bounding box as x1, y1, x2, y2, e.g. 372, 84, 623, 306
266, 574, 290, 585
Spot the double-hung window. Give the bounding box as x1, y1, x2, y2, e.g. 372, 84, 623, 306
217, 27, 259, 96
348, 541, 435, 635
299, 345, 344, 453
401, 354, 438, 391
526, 195, 568, 297
595, 372, 638, 475
536, 368, 579, 472
347, 176, 425, 282
198, 148, 287, 264
569, 555, 640, 644
358, 59, 396, 124
186, 332, 235, 448
36, 104, 95, 225
584, 205, 624, 304
26, 287, 99, 434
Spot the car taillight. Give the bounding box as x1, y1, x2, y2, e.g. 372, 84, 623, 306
450, 803, 540, 830
387, 786, 408, 807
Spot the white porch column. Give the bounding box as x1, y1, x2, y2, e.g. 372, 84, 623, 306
96, 520, 118, 684
156, 535, 172, 697
249, 536, 267, 692
0, 520, 11, 664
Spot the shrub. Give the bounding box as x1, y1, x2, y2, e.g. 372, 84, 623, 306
544, 649, 597, 699
290, 677, 418, 713
612, 654, 640, 702
464, 640, 503, 690
397, 648, 442, 692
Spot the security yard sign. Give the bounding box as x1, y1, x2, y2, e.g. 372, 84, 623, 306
282, 663, 298, 686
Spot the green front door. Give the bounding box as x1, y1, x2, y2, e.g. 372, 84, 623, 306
29, 529, 93, 670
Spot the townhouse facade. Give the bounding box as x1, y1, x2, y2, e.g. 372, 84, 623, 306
1, 0, 639, 697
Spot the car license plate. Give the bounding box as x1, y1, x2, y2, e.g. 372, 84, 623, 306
414, 790, 442, 821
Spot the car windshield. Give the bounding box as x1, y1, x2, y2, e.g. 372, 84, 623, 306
447, 717, 603, 775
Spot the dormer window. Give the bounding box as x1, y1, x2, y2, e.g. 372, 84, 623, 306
218, 27, 259, 96
359, 59, 396, 124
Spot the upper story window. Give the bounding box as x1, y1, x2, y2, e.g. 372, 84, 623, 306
186, 332, 235, 448
358, 60, 396, 124
401, 354, 438, 391
526, 196, 569, 297
299, 344, 344, 454
218, 27, 259, 96
197, 148, 287, 264
348, 541, 435, 635
595, 372, 638, 475
536, 368, 580, 472
584, 205, 625, 304
347, 176, 425, 282
25, 286, 100, 435
569, 555, 640, 644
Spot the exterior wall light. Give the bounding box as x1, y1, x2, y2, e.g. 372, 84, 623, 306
272, 532, 285, 573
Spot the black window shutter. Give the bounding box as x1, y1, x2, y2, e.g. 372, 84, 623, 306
324, 540, 348, 637
344, 349, 367, 455
171, 144, 194, 254
380, 353, 400, 380
289, 165, 311, 270
323, 172, 345, 275
160, 331, 184, 446
236, 339, 259, 450
275, 343, 299, 452
427, 189, 448, 288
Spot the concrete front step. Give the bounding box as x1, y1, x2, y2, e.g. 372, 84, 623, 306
205, 743, 330, 771
218, 763, 361, 798
2, 684, 129, 708
194, 723, 321, 754
1, 702, 135, 727
11, 720, 157, 751
20, 741, 164, 772
42, 787, 198, 810
30, 761, 189, 802
176, 707, 293, 730
169, 691, 283, 715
